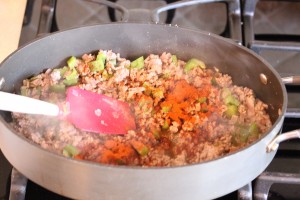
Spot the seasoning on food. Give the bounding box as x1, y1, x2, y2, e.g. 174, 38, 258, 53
12, 51, 272, 167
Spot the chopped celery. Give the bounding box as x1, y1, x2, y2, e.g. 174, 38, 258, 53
63, 68, 79, 86
239, 128, 250, 143
20, 86, 30, 96
224, 95, 240, 106
109, 59, 117, 66
162, 106, 171, 113
96, 52, 106, 63
32, 86, 42, 96
50, 84, 66, 93
63, 144, 80, 158
225, 104, 238, 117
138, 97, 153, 112
67, 56, 77, 69
221, 88, 231, 99
211, 77, 218, 86
138, 147, 149, 156
231, 127, 248, 146
52, 66, 69, 77
101, 70, 109, 80
231, 134, 239, 146
162, 72, 170, 79
101, 70, 113, 80
57, 66, 69, 77
89, 60, 104, 72
130, 141, 149, 156
249, 122, 259, 137
63, 78, 78, 86
130, 56, 144, 69
222, 88, 240, 106
184, 58, 206, 73
232, 123, 259, 146
197, 97, 207, 104
152, 129, 161, 139
152, 89, 164, 99
29, 74, 41, 81
142, 82, 152, 96
65, 68, 78, 81
171, 55, 178, 65
162, 120, 169, 130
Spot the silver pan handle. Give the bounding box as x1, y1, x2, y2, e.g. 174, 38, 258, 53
267, 129, 300, 152
282, 76, 300, 85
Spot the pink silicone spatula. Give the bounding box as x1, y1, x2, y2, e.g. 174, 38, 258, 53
0, 86, 136, 134
64, 86, 136, 134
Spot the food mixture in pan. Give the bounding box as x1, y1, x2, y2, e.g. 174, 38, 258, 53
12, 50, 272, 167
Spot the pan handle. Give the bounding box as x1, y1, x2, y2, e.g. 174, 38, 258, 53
282, 76, 300, 85
267, 129, 300, 152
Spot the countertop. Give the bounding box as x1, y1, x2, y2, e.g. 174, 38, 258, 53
0, 0, 27, 62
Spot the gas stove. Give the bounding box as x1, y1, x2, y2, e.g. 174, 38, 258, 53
1, 0, 300, 199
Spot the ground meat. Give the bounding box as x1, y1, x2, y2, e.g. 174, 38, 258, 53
12, 51, 272, 167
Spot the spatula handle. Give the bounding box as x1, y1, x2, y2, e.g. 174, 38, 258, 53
0, 91, 59, 116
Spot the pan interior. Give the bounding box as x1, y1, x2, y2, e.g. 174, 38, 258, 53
0, 23, 285, 124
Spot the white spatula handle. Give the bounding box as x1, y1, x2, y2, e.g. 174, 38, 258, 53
0, 91, 59, 116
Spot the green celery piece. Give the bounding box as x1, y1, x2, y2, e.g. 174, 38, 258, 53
63, 69, 79, 86
101, 70, 109, 80
101, 70, 113, 80
232, 123, 259, 146
50, 84, 66, 93
172, 55, 178, 65
63, 78, 78, 86
231, 132, 240, 146
53, 66, 68, 77
142, 82, 150, 87
239, 127, 249, 143
211, 77, 218, 86
130, 56, 144, 69
249, 122, 259, 137
231, 126, 247, 146
162, 72, 170, 79
65, 68, 78, 81
29, 74, 41, 81
224, 95, 240, 106
131, 141, 149, 156
162, 106, 171, 113
59, 66, 69, 76
89, 60, 104, 72
162, 120, 169, 130
184, 58, 206, 73
221, 88, 231, 99
96, 52, 106, 63
225, 104, 238, 117
33, 86, 42, 96
152, 89, 164, 99
137, 146, 149, 156
109, 59, 117, 66
20, 86, 30, 96
152, 129, 161, 139
197, 97, 207, 103
138, 98, 153, 112
67, 56, 77, 69
63, 144, 80, 158
142, 82, 152, 96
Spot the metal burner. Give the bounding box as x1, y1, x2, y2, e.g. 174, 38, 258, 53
38, 0, 242, 43
254, 172, 300, 200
